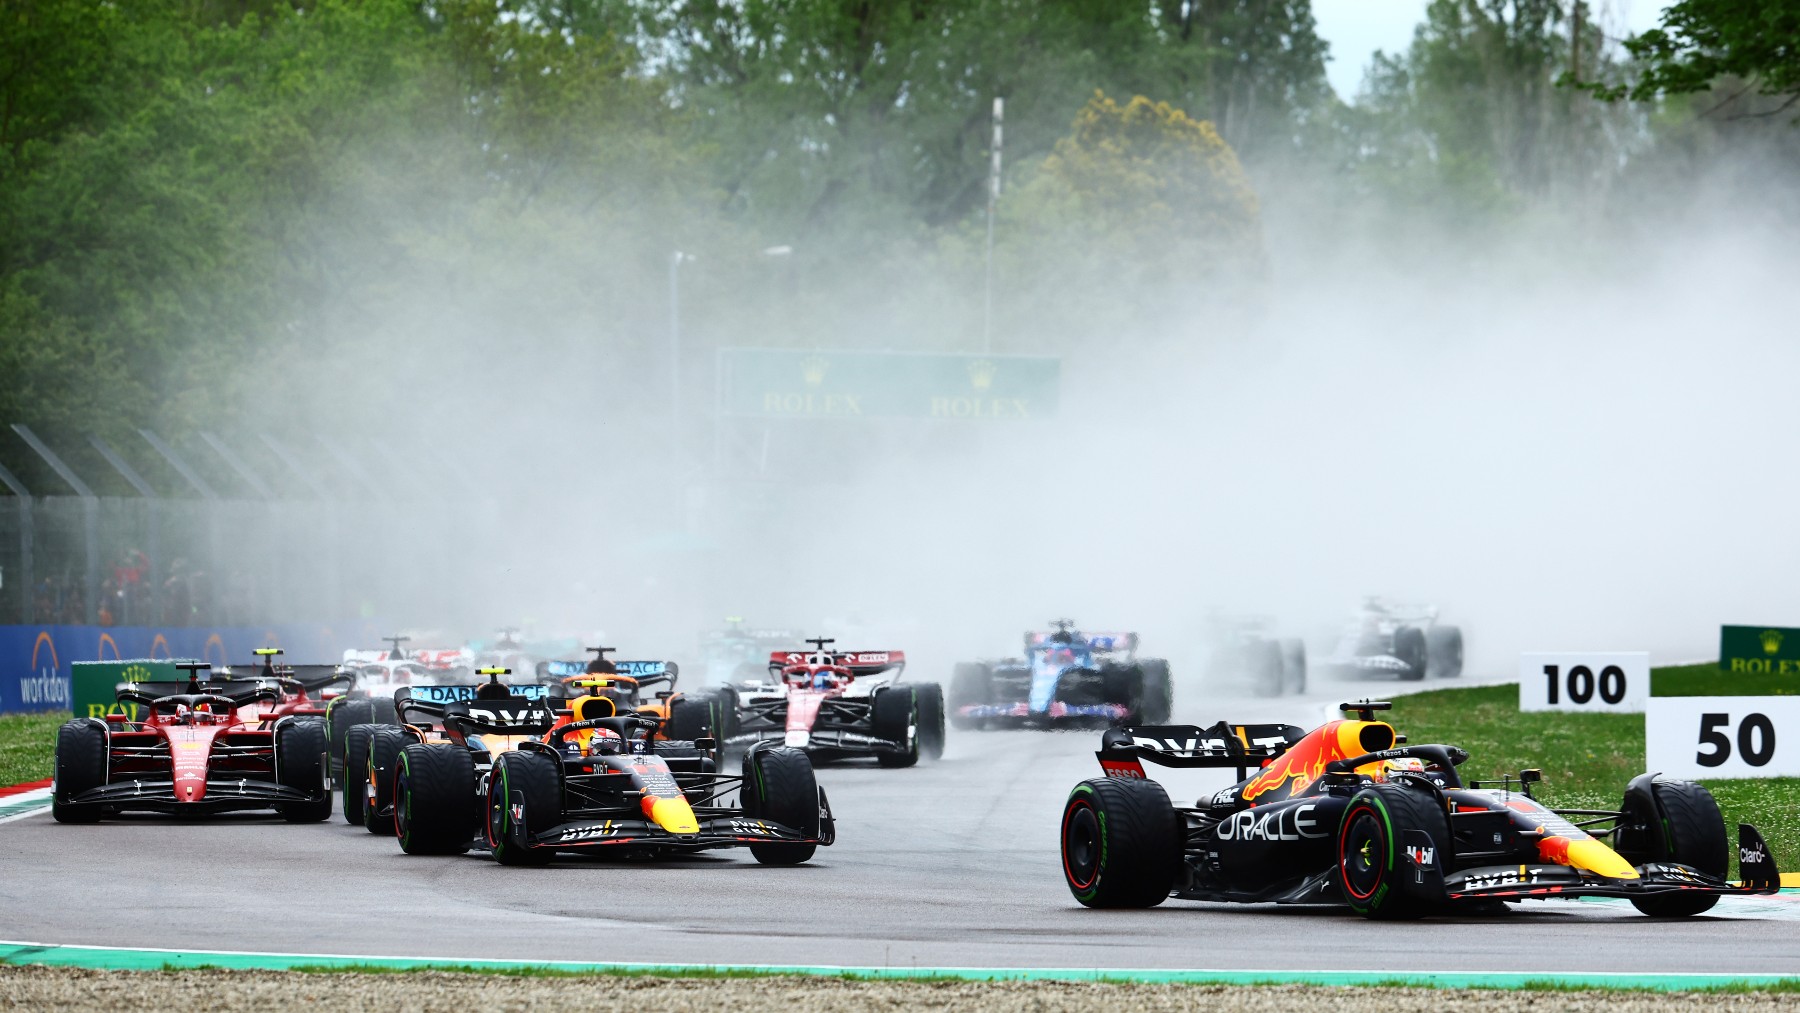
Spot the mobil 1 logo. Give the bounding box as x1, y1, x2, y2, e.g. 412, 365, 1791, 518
1646, 697, 1800, 779
1519, 652, 1647, 713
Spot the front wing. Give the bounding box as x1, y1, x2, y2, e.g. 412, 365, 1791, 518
504, 792, 836, 855
957, 701, 1129, 722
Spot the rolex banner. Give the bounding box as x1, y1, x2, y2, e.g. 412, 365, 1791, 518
1719, 625, 1800, 675
717, 349, 1060, 420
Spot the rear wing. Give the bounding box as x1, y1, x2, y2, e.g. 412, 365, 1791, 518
394, 682, 549, 721
1026, 631, 1139, 657
541, 658, 677, 683
768, 650, 905, 677
1097, 722, 1308, 781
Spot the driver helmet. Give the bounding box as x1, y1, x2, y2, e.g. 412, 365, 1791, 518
583, 728, 624, 756
812, 669, 839, 691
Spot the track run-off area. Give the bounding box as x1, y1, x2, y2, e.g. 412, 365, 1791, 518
4, 673, 1798, 986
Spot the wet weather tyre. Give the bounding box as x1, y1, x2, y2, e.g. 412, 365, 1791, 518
1627, 778, 1728, 917
341, 724, 374, 825
396, 743, 478, 856
948, 663, 991, 728
742, 745, 820, 865
365, 726, 410, 835
52, 720, 107, 824
327, 699, 372, 776
873, 686, 920, 767
1337, 782, 1448, 919
1249, 639, 1283, 697
1060, 777, 1181, 908
710, 686, 742, 757
275, 718, 332, 822
1140, 660, 1173, 723
1280, 639, 1307, 695
1427, 626, 1463, 679
1393, 627, 1428, 681
913, 682, 946, 760
663, 691, 714, 741
486, 750, 559, 865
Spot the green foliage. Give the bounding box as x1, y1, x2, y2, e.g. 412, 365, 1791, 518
1591, 0, 1800, 105
1389, 682, 1800, 877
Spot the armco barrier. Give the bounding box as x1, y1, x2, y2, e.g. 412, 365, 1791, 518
0, 622, 382, 716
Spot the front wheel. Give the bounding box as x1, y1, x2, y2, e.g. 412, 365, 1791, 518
1623, 777, 1727, 917
872, 686, 919, 768
487, 750, 559, 866
1060, 777, 1182, 908
743, 745, 819, 865
1337, 782, 1448, 919
274, 718, 332, 822
52, 720, 108, 824
912, 682, 946, 760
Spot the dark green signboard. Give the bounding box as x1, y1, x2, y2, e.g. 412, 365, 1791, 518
718, 349, 1060, 420
72, 659, 182, 719
1719, 625, 1800, 675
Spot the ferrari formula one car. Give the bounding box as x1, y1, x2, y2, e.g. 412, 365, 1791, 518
365, 670, 834, 865
1203, 615, 1305, 697
951, 621, 1171, 728
700, 638, 945, 766
1059, 700, 1780, 918
51, 662, 332, 822
1320, 598, 1463, 681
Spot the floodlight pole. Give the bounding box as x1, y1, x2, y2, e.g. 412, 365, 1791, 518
983, 96, 1004, 354
670, 251, 696, 456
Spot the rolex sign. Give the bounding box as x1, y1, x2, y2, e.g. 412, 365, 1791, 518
1718, 625, 1800, 676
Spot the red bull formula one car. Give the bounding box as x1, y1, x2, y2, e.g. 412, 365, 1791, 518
51, 662, 331, 823
1060, 700, 1780, 918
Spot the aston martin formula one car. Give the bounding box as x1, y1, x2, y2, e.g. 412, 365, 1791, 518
951, 621, 1171, 728
51, 663, 331, 822
384, 678, 835, 865
1320, 598, 1463, 681
700, 617, 800, 685
1059, 701, 1780, 918
701, 638, 945, 766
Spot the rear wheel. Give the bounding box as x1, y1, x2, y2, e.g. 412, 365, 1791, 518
365, 726, 410, 835
872, 686, 919, 768
487, 750, 560, 866
1427, 626, 1463, 679
1625, 778, 1727, 917
912, 682, 946, 760
51, 720, 107, 824
341, 724, 374, 825
1337, 782, 1448, 919
1393, 627, 1428, 681
948, 662, 991, 729
742, 745, 820, 865
395, 743, 477, 855
274, 718, 332, 822
1060, 777, 1182, 908
1100, 665, 1144, 719
326, 699, 373, 781
1280, 639, 1307, 695
663, 691, 714, 741
1139, 660, 1173, 722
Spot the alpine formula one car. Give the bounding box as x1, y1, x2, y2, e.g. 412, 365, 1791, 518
51, 663, 332, 822
951, 621, 1171, 728
699, 638, 945, 766
1203, 615, 1305, 697
1059, 700, 1780, 918
1320, 598, 1463, 681
362, 670, 834, 865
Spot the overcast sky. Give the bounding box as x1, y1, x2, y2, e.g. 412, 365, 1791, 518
1312, 0, 1670, 102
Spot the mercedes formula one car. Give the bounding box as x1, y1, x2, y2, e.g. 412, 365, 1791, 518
951, 621, 1171, 728
698, 638, 945, 766
1320, 598, 1463, 681
366, 670, 834, 865
1059, 700, 1780, 918
1203, 615, 1305, 697
51, 662, 332, 822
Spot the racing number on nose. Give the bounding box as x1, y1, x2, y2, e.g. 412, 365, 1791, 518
1542, 664, 1626, 706
1696, 712, 1777, 768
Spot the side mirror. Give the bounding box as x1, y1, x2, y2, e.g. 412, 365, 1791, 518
655, 691, 674, 700
693, 737, 717, 752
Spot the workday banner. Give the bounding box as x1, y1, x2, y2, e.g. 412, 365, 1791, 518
0, 621, 383, 716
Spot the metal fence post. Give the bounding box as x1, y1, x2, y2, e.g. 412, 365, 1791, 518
12, 425, 99, 623
0, 462, 30, 624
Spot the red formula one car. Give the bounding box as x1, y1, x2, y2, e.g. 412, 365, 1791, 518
50, 662, 332, 823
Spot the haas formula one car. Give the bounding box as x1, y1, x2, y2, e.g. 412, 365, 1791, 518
369, 669, 833, 865
1321, 598, 1463, 682
1059, 701, 1780, 918
700, 639, 945, 767
952, 621, 1171, 729
52, 663, 332, 823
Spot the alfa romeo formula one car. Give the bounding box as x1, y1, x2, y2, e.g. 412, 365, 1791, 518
369, 672, 834, 865
1320, 598, 1463, 681
1059, 700, 1780, 918
951, 621, 1171, 728
51, 663, 332, 822
700, 638, 945, 766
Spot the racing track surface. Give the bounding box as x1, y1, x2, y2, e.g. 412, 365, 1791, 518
4, 672, 1797, 976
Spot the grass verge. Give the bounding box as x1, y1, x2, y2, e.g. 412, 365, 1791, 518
1387, 683, 1800, 876
0, 711, 67, 786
